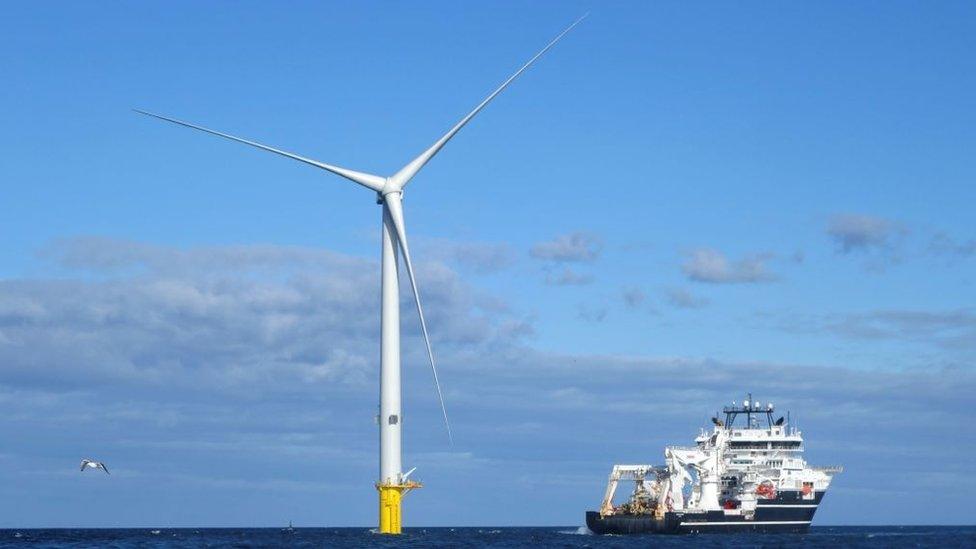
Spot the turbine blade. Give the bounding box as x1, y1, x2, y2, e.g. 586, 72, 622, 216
134, 109, 386, 192
389, 14, 587, 189
383, 194, 453, 444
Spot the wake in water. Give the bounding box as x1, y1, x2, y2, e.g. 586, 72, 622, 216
557, 526, 593, 535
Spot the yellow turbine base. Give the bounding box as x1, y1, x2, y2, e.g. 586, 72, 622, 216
376, 481, 421, 535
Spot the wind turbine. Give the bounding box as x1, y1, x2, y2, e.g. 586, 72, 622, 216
136, 15, 585, 534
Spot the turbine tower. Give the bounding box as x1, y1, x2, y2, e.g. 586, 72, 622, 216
136, 15, 584, 534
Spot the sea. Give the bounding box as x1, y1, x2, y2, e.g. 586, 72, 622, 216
1, 526, 974, 548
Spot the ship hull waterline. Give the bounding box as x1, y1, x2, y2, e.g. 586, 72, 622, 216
586, 490, 825, 535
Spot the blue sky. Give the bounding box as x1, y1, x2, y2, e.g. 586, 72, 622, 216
1, 1, 975, 527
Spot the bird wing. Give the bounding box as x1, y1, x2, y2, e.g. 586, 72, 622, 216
101, 463, 110, 474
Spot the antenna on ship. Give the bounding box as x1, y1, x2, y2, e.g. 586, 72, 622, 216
746, 392, 753, 427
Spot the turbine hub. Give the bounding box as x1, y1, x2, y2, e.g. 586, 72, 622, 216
378, 180, 403, 200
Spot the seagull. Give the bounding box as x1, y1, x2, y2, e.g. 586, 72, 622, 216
80, 459, 110, 474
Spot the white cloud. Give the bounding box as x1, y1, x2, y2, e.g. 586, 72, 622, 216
577, 303, 607, 322
543, 267, 594, 286
621, 287, 646, 309
826, 214, 902, 254
3, 238, 975, 525
416, 238, 516, 274
767, 308, 976, 352
825, 309, 976, 350
681, 248, 774, 284
665, 288, 709, 309
2, 238, 527, 395
530, 232, 603, 263
929, 232, 976, 257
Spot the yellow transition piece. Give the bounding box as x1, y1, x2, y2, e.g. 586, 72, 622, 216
377, 481, 421, 534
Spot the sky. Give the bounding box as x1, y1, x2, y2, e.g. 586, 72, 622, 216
1, 0, 975, 528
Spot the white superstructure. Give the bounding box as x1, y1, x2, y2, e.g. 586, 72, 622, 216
598, 395, 841, 523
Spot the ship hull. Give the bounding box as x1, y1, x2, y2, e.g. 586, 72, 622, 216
586, 490, 824, 535
586, 511, 670, 534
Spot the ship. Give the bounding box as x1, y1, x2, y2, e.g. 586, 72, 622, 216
586, 395, 841, 535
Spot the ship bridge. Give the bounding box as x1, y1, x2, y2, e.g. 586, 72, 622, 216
696, 395, 807, 472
